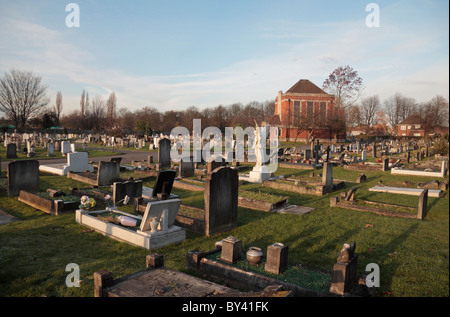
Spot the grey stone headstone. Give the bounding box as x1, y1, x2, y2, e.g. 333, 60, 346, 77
7, 160, 39, 196
179, 156, 194, 178
158, 138, 171, 169
97, 161, 120, 186
6, 143, 17, 158
204, 166, 238, 236
47, 142, 55, 156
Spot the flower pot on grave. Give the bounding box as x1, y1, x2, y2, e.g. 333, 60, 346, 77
246, 247, 263, 265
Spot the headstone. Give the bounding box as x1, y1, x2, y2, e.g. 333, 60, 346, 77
158, 138, 171, 169
417, 189, 428, 220
7, 160, 40, 196
219, 236, 242, 264
356, 173, 366, 183
67, 152, 94, 173
6, 143, 17, 158
204, 167, 238, 236
361, 150, 366, 161
265, 243, 288, 275
152, 170, 176, 199
179, 156, 195, 178
113, 180, 143, 205
322, 162, 333, 193
47, 142, 55, 156
330, 242, 358, 295
97, 161, 120, 186
61, 141, 72, 155
382, 158, 389, 171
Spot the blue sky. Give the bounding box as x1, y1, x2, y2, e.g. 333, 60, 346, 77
0, 0, 448, 115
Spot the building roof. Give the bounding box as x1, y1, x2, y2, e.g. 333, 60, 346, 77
286, 79, 328, 94
399, 114, 423, 125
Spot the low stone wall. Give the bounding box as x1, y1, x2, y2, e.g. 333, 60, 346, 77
18, 190, 78, 215
262, 180, 323, 196
185, 249, 326, 297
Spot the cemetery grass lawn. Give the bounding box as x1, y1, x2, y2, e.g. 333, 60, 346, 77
0, 167, 448, 297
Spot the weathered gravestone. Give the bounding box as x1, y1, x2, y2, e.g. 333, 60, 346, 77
7, 160, 40, 196
265, 242, 289, 275
97, 161, 120, 186
219, 236, 242, 264
204, 166, 238, 236
417, 189, 428, 220
6, 143, 17, 159
47, 142, 55, 156
151, 170, 177, 199
329, 242, 358, 296
158, 138, 171, 169
322, 162, 333, 193
61, 141, 72, 155
113, 179, 143, 205
67, 152, 94, 173
179, 156, 194, 178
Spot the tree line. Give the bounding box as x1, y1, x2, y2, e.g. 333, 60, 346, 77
1, 68, 448, 138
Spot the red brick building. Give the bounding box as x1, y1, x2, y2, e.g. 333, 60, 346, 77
397, 114, 449, 137
272, 79, 343, 141
397, 115, 425, 137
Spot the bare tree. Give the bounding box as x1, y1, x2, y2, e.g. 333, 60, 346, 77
346, 105, 362, 128
360, 95, 381, 131
106, 92, 117, 125
420, 95, 449, 133
89, 95, 105, 130
383, 92, 417, 130
80, 90, 86, 117
54, 91, 63, 123
0, 69, 50, 129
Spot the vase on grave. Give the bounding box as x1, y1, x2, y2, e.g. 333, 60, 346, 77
246, 247, 263, 266
150, 217, 160, 232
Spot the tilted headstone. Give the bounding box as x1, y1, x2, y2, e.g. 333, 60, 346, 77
152, 170, 176, 199
113, 180, 143, 205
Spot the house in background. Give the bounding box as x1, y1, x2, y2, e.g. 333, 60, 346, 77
271, 79, 344, 142
397, 114, 426, 137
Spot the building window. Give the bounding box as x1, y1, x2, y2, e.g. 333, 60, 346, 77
293, 101, 300, 124
307, 101, 314, 122
415, 124, 421, 129
401, 125, 406, 130
319, 102, 327, 124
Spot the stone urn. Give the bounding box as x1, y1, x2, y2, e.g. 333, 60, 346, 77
246, 247, 263, 265
150, 217, 160, 233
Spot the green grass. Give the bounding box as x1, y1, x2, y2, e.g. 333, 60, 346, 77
0, 164, 448, 297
